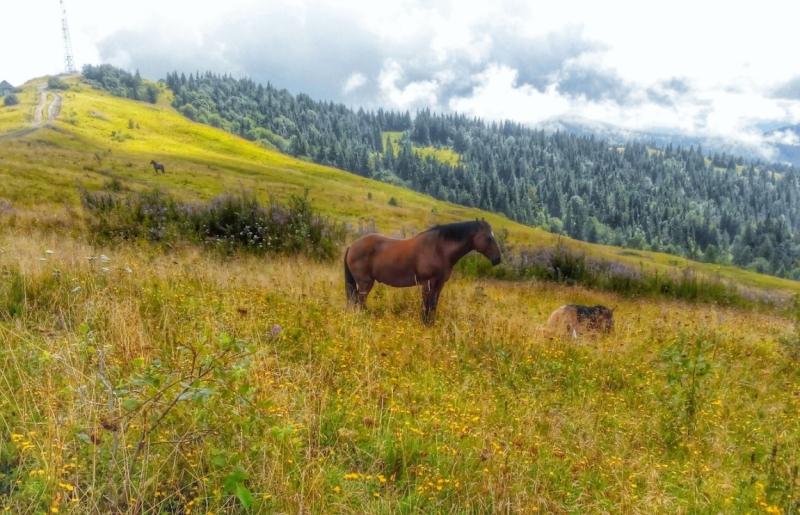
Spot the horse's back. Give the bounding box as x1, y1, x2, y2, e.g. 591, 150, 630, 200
349, 233, 409, 258
347, 232, 428, 287
347, 234, 392, 271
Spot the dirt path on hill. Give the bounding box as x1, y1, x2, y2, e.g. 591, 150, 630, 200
48, 91, 62, 121
32, 85, 47, 124
0, 84, 62, 141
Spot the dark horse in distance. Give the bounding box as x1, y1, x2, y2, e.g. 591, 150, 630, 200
344, 218, 502, 323
545, 304, 615, 338
149, 160, 165, 174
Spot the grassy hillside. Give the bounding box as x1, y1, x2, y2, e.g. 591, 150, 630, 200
0, 79, 44, 134
0, 76, 797, 295
0, 80, 476, 235
1, 77, 800, 513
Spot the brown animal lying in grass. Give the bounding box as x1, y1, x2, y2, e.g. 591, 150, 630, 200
545, 304, 615, 338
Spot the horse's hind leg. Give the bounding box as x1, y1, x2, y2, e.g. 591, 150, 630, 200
356, 280, 374, 309
346, 276, 373, 309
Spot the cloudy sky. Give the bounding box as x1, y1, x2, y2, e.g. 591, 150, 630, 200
3, 0, 800, 151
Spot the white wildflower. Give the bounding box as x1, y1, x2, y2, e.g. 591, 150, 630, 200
100, 254, 111, 263
45, 250, 54, 255
71, 286, 81, 293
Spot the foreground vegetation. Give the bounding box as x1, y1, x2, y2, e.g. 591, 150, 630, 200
1, 226, 799, 514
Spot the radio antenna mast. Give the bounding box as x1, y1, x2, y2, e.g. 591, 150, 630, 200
60, 0, 77, 74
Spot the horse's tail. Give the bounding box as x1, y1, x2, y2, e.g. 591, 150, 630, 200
344, 247, 357, 303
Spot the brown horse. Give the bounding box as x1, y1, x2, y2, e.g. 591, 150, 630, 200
344, 218, 502, 323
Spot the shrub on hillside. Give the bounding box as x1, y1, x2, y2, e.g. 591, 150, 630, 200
455, 241, 755, 307
47, 76, 70, 90
81, 64, 160, 104
3, 94, 19, 106
79, 186, 345, 260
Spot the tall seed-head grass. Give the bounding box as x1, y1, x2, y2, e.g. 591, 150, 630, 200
1, 227, 799, 513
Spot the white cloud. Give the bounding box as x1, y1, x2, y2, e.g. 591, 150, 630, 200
765, 130, 800, 147
449, 65, 571, 123
342, 73, 367, 94
378, 60, 441, 111
4, 0, 800, 156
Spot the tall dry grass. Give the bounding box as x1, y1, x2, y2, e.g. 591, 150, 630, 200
1, 226, 798, 514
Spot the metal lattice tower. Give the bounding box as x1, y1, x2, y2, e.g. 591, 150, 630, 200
60, 0, 77, 74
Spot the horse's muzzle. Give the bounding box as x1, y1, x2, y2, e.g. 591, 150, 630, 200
491, 256, 501, 266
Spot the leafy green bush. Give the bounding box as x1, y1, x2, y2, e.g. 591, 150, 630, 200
79, 186, 345, 260
3, 94, 19, 107
113, 331, 263, 510
456, 242, 760, 307
81, 64, 160, 104
47, 76, 70, 90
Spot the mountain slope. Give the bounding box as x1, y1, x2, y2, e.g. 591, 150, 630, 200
1, 76, 799, 296
160, 71, 800, 280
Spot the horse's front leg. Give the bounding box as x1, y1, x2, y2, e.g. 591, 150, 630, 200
421, 279, 445, 325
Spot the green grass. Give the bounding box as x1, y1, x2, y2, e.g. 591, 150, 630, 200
0, 78, 45, 133
383, 131, 461, 165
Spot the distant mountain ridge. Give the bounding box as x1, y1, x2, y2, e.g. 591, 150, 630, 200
763, 124, 800, 165
765, 123, 800, 138
541, 119, 800, 167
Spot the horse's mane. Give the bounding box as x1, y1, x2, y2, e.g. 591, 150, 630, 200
425, 220, 480, 241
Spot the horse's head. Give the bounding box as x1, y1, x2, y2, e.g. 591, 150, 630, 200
474, 218, 502, 266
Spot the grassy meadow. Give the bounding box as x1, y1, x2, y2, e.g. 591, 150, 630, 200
383, 131, 461, 166
1, 77, 800, 513
0, 79, 46, 135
